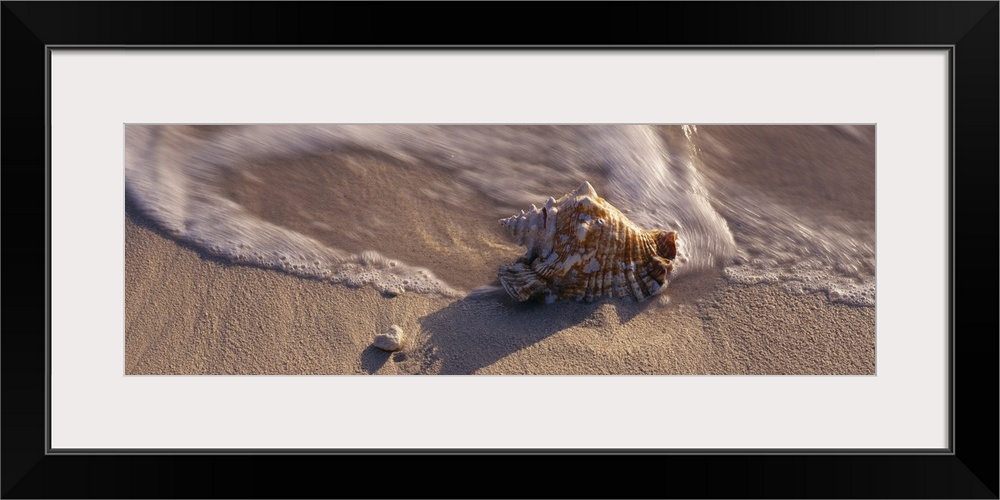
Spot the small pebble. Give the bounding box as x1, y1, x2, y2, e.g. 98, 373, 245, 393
373, 325, 405, 352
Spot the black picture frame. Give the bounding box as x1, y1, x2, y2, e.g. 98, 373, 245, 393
4, 2, 997, 498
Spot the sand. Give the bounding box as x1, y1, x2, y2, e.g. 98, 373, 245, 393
125, 205, 875, 376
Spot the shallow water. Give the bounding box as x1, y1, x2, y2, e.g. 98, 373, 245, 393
124, 124, 875, 306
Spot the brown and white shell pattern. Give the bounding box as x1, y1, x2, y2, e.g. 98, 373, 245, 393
498, 181, 679, 303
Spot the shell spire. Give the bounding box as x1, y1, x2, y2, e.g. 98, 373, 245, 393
574, 181, 599, 198
498, 182, 679, 303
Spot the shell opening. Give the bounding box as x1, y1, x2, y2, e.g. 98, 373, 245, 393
654, 230, 679, 260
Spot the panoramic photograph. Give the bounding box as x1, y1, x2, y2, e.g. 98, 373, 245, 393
124, 124, 875, 375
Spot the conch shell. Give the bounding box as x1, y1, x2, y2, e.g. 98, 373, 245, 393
498, 181, 679, 303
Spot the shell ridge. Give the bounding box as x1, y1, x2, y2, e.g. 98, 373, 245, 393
641, 231, 660, 296
625, 225, 642, 300
499, 262, 551, 301
594, 207, 614, 299
583, 221, 603, 301
610, 216, 627, 297
603, 218, 627, 296
628, 266, 644, 299
598, 220, 618, 299
627, 225, 645, 299
624, 230, 645, 299
638, 231, 660, 297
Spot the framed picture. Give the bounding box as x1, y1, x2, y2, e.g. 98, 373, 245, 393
5, 2, 996, 498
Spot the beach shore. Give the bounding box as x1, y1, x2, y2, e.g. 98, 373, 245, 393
125, 205, 875, 376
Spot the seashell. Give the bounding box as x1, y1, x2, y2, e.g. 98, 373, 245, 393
498, 181, 679, 303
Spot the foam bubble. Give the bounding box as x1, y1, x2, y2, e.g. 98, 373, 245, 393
722, 264, 874, 307
321, 249, 459, 298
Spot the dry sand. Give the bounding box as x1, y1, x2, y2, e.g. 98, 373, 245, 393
125, 205, 875, 376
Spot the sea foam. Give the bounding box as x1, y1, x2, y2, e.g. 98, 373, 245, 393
125, 124, 875, 306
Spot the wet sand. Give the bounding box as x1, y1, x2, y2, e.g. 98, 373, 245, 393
125, 205, 875, 375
